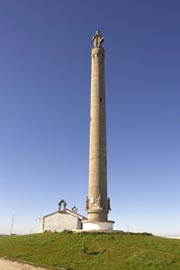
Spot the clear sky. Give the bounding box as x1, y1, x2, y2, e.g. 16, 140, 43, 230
0, 0, 180, 236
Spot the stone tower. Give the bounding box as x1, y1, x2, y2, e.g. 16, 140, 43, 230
82, 30, 114, 231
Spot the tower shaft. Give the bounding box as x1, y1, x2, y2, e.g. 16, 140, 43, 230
83, 30, 113, 231
88, 46, 108, 221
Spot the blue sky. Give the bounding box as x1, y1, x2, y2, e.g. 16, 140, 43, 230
0, 0, 180, 236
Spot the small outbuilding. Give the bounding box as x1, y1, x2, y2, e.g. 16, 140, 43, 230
39, 200, 87, 232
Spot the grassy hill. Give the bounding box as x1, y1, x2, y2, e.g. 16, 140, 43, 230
0, 231, 180, 270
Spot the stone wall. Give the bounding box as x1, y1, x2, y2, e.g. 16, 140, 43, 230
39, 212, 82, 232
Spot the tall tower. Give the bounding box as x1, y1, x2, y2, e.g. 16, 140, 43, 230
83, 30, 114, 231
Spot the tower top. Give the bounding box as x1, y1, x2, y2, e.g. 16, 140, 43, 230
92, 29, 104, 48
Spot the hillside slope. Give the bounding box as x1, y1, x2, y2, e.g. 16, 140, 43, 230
0, 232, 180, 270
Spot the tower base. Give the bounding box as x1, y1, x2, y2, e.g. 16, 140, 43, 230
82, 220, 114, 231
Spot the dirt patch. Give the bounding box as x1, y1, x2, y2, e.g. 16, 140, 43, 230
0, 258, 48, 270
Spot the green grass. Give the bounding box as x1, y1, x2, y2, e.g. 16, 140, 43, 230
0, 231, 180, 270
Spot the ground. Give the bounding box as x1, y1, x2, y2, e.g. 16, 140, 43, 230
1, 232, 180, 270
0, 258, 47, 270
